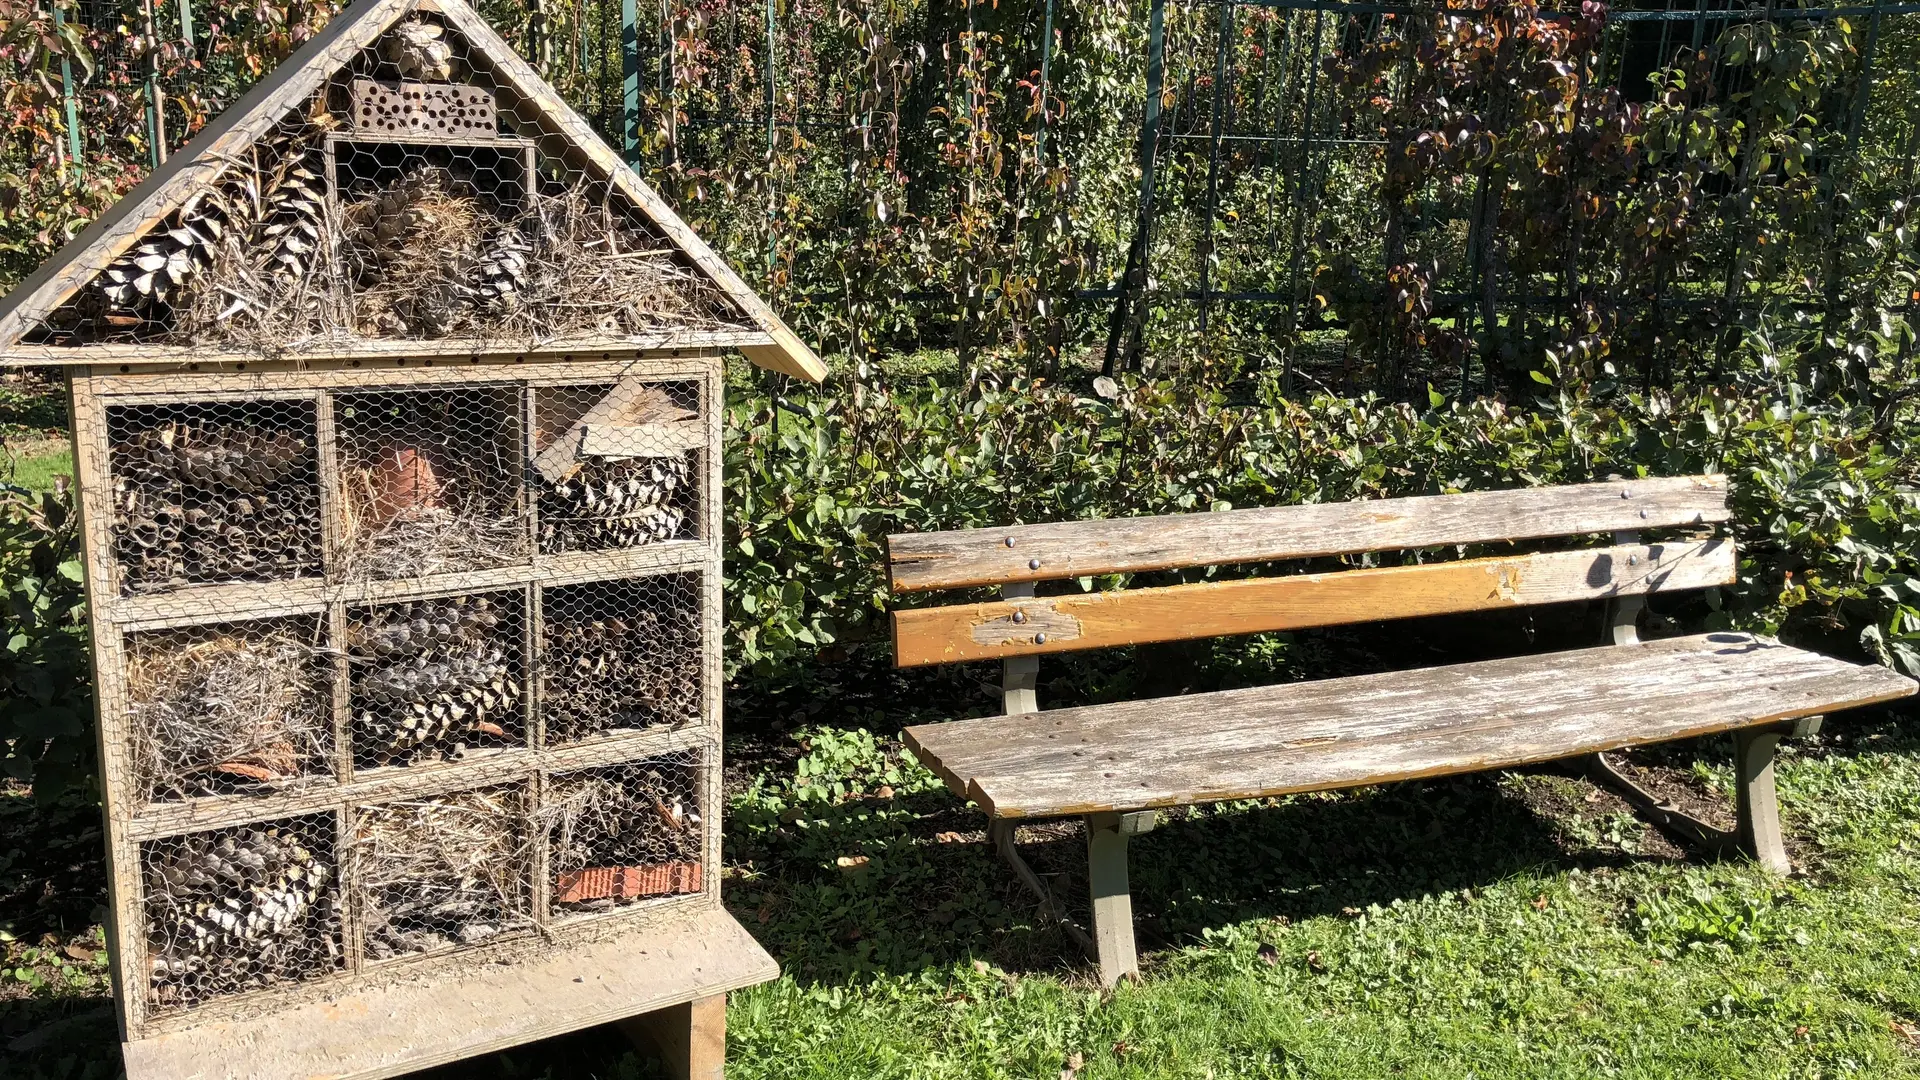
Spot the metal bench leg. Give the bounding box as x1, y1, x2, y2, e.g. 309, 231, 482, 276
1086, 811, 1156, 987
1733, 728, 1790, 875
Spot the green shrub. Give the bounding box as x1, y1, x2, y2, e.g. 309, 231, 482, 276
726, 366, 1919, 684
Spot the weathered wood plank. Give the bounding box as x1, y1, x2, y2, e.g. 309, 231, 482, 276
901, 634, 1917, 819
120, 906, 775, 1080
892, 540, 1734, 667
3, 329, 771, 368
886, 476, 1729, 592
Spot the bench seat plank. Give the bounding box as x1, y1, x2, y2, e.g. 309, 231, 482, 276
902, 633, 1917, 819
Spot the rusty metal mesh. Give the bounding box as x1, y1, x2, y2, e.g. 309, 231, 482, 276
348, 590, 527, 769
541, 750, 705, 916
106, 400, 323, 595
28, 13, 745, 348
141, 814, 342, 1015
125, 616, 332, 803
533, 381, 701, 554
539, 573, 702, 743
353, 784, 532, 961
335, 386, 527, 580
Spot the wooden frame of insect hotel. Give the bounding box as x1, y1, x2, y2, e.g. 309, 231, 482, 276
0, 1, 825, 1075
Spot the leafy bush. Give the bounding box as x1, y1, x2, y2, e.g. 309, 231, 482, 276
726, 362, 1920, 683
0, 356, 1911, 802
0, 484, 91, 803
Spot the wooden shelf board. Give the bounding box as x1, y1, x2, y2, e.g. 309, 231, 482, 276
3, 329, 769, 368
109, 542, 710, 629
121, 904, 777, 1080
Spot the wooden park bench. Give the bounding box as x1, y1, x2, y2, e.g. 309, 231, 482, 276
885, 476, 1917, 986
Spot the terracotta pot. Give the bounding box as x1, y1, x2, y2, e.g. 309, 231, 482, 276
364, 445, 442, 525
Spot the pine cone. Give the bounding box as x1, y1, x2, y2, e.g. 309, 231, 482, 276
540, 456, 691, 552
95, 190, 240, 314
255, 153, 328, 284
146, 828, 330, 963
466, 226, 531, 313
355, 599, 519, 762
382, 18, 453, 81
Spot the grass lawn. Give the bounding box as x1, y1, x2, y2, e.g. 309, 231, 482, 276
3, 438, 73, 493
2, 696, 1917, 1079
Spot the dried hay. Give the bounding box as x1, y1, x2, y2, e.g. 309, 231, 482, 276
336, 445, 526, 581
356, 789, 530, 959
171, 171, 741, 351
127, 629, 329, 802
541, 766, 702, 911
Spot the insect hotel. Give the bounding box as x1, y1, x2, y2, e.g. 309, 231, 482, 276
0, 1, 824, 1076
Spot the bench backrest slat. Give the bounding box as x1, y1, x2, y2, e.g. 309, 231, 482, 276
886, 475, 1728, 593
892, 538, 1734, 667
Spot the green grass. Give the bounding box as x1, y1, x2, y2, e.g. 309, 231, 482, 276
4, 713, 1919, 1080
3, 441, 73, 493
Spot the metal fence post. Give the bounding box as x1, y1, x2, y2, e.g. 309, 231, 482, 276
54, 1, 83, 178
1198, 2, 1232, 337
1103, 0, 1167, 377
621, 0, 643, 162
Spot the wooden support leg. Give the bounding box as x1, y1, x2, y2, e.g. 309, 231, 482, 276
1733, 729, 1791, 875
1086, 811, 1139, 987
617, 994, 727, 1080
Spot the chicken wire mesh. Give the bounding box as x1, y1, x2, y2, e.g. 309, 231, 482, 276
534, 381, 701, 554
539, 573, 702, 743
335, 386, 527, 580
348, 591, 527, 769
26, 12, 745, 349
141, 814, 342, 1015
106, 400, 323, 595
541, 751, 705, 916
125, 616, 333, 803
353, 784, 532, 961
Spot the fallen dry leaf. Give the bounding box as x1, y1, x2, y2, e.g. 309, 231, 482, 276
1060, 1051, 1085, 1079
972, 959, 994, 975
874, 785, 895, 799
1305, 949, 1327, 974
1112, 1040, 1132, 1057
1532, 894, 1550, 911
835, 855, 870, 871
1892, 1018, 1920, 1045
934, 831, 968, 844
62, 943, 97, 962
1256, 943, 1280, 966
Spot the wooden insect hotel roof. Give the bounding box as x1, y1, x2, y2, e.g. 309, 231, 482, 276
0, 0, 825, 382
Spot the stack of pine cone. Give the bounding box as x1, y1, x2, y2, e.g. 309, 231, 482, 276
354, 596, 520, 765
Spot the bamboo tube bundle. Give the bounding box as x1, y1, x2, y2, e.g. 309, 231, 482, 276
540, 577, 700, 743
543, 758, 703, 913
355, 788, 530, 960
351, 596, 522, 767
108, 407, 322, 592
143, 822, 340, 1011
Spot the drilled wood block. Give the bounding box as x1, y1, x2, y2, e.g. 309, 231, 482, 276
350, 77, 496, 138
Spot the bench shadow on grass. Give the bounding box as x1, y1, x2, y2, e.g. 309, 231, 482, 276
727, 765, 1648, 988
